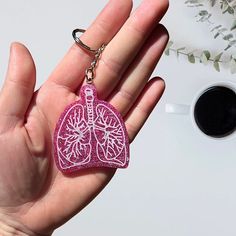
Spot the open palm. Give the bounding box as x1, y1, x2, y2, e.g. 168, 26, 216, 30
0, 0, 169, 235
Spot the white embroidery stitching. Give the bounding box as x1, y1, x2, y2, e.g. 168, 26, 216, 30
56, 87, 128, 170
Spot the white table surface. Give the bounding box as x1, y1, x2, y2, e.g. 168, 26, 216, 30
1, 1, 236, 235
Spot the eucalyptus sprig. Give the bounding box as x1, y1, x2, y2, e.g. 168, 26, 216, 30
186, 0, 236, 15
165, 0, 236, 74
185, 1, 236, 50
218, 0, 236, 15
165, 41, 236, 73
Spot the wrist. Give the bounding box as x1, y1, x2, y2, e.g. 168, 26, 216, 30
0, 212, 39, 236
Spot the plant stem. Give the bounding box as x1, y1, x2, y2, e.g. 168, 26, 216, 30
169, 48, 226, 63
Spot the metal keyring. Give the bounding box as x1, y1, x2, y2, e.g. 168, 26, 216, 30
72, 28, 106, 84
72, 28, 98, 53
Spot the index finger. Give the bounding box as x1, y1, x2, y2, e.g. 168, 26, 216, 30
47, 0, 133, 91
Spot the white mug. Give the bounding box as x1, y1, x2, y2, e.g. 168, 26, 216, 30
165, 81, 236, 140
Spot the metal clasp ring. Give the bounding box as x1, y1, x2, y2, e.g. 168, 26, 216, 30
85, 68, 94, 84
72, 28, 106, 84
72, 28, 98, 53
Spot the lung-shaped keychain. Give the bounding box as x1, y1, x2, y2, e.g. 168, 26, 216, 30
54, 84, 129, 173
54, 29, 129, 173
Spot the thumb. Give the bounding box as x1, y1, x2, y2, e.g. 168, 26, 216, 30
0, 42, 36, 126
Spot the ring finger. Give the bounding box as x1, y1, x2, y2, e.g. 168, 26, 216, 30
108, 24, 168, 116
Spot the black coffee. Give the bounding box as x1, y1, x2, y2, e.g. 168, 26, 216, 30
194, 86, 236, 138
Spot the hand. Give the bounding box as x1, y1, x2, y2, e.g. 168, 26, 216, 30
0, 0, 169, 235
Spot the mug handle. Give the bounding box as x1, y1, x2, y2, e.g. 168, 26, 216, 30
165, 103, 190, 115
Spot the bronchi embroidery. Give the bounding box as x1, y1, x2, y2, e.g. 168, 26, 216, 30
54, 84, 130, 172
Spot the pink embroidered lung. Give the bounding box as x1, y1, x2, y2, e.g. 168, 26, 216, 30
53, 84, 130, 173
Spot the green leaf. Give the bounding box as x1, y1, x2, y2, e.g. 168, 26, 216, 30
188, 53, 195, 63
164, 40, 173, 56
222, 2, 229, 12
229, 40, 236, 46
214, 52, 223, 62
227, 7, 234, 14
165, 49, 170, 56
193, 4, 204, 6
199, 10, 208, 16
225, 40, 236, 50
214, 32, 220, 38
185, 0, 197, 3
198, 13, 212, 22
203, 50, 211, 59
230, 58, 236, 74
231, 20, 236, 31
200, 54, 207, 64
223, 33, 234, 40
211, 25, 222, 32
166, 40, 173, 50
177, 47, 186, 51
218, 28, 228, 33
213, 61, 220, 72
185, 0, 202, 4
213, 28, 227, 39
176, 47, 186, 58
231, 54, 236, 60
200, 50, 211, 65
210, 0, 217, 7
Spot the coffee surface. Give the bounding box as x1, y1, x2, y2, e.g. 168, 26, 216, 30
194, 86, 236, 138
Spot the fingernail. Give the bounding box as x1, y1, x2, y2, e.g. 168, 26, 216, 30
9, 42, 17, 64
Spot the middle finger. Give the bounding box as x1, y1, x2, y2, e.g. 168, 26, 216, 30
84, 0, 169, 99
